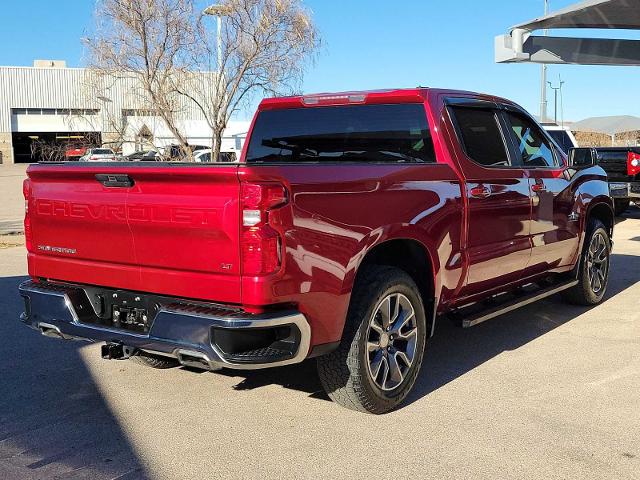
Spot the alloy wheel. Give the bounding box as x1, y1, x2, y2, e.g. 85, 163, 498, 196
366, 293, 418, 391
586, 231, 609, 294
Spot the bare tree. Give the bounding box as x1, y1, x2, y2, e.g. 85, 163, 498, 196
179, 0, 320, 161
85, 0, 197, 158
31, 139, 66, 163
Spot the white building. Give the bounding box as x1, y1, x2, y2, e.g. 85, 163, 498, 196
0, 60, 250, 164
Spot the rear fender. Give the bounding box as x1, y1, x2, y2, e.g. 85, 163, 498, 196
338, 225, 444, 337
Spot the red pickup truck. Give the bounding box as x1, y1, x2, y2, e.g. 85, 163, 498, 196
19, 88, 613, 413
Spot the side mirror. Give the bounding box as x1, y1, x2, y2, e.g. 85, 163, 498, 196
568, 147, 597, 168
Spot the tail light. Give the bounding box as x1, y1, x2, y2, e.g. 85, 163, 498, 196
23, 178, 33, 252
240, 182, 287, 275
628, 152, 640, 176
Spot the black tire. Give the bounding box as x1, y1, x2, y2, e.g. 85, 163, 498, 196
316, 265, 427, 414
562, 219, 611, 305
614, 199, 630, 216
131, 351, 179, 369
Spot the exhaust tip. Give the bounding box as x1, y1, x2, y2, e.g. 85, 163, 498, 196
176, 349, 219, 370
38, 322, 66, 339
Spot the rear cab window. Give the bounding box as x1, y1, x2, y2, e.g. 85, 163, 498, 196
245, 103, 436, 164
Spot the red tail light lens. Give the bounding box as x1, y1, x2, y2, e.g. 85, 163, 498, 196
23, 178, 33, 252
628, 152, 640, 176
241, 183, 287, 211
242, 226, 281, 275
240, 182, 287, 275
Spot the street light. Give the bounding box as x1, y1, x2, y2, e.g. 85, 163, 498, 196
547, 77, 565, 125
203, 4, 228, 70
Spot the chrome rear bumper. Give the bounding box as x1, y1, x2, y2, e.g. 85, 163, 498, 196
18, 280, 310, 370
609, 181, 640, 199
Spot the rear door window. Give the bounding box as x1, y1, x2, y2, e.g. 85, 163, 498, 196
245, 103, 436, 164
449, 107, 511, 167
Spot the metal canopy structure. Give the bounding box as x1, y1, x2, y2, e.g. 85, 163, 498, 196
496, 0, 640, 65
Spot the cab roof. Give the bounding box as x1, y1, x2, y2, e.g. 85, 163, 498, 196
258, 87, 520, 111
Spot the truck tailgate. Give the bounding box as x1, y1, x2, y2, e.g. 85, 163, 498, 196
27, 164, 242, 304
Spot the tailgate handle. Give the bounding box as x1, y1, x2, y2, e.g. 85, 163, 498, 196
96, 174, 134, 188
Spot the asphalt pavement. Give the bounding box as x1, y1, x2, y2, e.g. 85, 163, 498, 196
0, 208, 639, 480
0, 164, 28, 235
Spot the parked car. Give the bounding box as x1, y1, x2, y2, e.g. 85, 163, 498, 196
19, 88, 614, 413
591, 147, 640, 215
163, 144, 208, 160
542, 123, 578, 154
64, 145, 88, 160
79, 148, 117, 161
193, 149, 237, 163
126, 150, 159, 161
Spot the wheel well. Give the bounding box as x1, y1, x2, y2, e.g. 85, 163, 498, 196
356, 239, 435, 333
589, 202, 614, 237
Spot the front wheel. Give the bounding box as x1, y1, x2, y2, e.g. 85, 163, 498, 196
563, 219, 611, 305
317, 266, 427, 414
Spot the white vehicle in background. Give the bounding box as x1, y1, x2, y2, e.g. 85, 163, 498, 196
193, 149, 238, 163
79, 148, 117, 161
541, 123, 578, 154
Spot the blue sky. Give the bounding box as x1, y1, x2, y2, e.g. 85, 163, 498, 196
0, 0, 638, 121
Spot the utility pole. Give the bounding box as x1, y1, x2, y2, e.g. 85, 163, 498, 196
540, 0, 549, 122
547, 76, 564, 124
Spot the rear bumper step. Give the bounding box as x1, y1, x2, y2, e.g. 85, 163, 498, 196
18, 280, 311, 370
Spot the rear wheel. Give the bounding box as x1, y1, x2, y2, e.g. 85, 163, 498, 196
562, 219, 611, 305
614, 198, 630, 216
317, 266, 427, 414
131, 351, 179, 369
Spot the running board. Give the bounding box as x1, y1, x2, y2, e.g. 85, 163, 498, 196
461, 280, 579, 328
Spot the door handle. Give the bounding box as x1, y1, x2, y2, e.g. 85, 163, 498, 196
95, 174, 134, 188
469, 185, 492, 199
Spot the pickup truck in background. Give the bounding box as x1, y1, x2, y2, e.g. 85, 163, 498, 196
593, 147, 640, 215
19, 88, 614, 413
541, 123, 638, 216
542, 123, 579, 154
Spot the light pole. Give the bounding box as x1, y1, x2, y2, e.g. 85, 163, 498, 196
203, 4, 227, 70
547, 77, 564, 124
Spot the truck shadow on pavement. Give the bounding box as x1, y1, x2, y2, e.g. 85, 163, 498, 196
218, 251, 640, 409
0, 275, 150, 479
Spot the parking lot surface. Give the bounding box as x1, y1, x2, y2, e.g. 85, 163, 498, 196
1, 208, 639, 480
0, 164, 28, 235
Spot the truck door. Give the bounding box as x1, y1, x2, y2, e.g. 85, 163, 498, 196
446, 100, 532, 298
501, 109, 580, 276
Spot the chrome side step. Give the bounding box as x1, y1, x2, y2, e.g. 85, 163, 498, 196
461, 280, 579, 328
